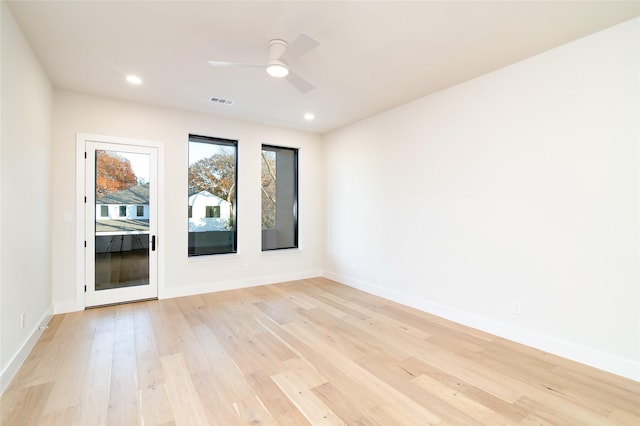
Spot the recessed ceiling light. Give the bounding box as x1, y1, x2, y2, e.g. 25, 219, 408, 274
304, 113, 315, 121
126, 75, 142, 85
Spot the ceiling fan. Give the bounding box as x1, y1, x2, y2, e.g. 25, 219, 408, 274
208, 33, 320, 93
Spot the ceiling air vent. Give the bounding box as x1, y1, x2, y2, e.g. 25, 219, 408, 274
210, 97, 235, 106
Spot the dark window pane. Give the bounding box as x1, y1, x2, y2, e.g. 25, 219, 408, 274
262, 145, 298, 250
119, 206, 127, 217
101, 205, 109, 217
136, 205, 144, 217
188, 135, 237, 256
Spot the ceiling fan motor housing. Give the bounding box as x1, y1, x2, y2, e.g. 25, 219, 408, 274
266, 39, 289, 77
268, 39, 288, 61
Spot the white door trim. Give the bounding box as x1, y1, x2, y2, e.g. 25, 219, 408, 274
76, 133, 165, 310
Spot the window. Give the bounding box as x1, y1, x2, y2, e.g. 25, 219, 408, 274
119, 206, 127, 217
205, 205, 221, 218
188, 134, 237, 256
136, 205, 144, 217
262, 145, 298, 250
100, 205, 109, 217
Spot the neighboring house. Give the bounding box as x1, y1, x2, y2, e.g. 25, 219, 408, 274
96, 184, 149, 249
188, 190, 231, 232
97, 183, 149, 222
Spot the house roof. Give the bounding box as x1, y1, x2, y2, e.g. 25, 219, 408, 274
98, 184, 149, 205
188, 189, 213, 198
188, 190, 229, 206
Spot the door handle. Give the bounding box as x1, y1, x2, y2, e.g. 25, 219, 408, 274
151, 235, 156, 251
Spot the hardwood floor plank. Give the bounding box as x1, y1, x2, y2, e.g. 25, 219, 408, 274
257, 315, 393, 420
133, 303, 166, 391
356, 355, 481, 425
411, 373, 514, 425
608, 407, 640, 425
232, 394, 279, 426
271, 370, 345, 425
138, 385, 175, 426
282, 321, 443, 424
107, 304, 141, 425
518, 413, 555, 425
39, 313, 96, 419
245, 370, 312, 425
376, 302, 496, 343
76, 327, 114, 426
148, 299, 183, 357
282, 357, 328, 389
38, 313, 65, 343
316, 290, 432, 340
0, 382, 54, 425
412, 340, 525, 403
473, 344, 638, 417
312, 382, 378, 426
134, 302, 176, 426
160, 353, 209, 425
551, 364, 640, 411
399, 356, 529, 423
1, 278, 637, 425
38, 406, 77, 425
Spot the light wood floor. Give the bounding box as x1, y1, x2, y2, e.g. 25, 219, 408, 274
1, 278, 638, 425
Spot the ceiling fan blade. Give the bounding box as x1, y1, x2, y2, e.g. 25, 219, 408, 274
286, 71, 315, 93
208, 61, 263, 68
280, 33, 319, 63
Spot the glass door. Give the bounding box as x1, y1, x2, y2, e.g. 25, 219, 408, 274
85, 142, 158, 307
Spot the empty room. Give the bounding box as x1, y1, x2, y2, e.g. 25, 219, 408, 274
1, 1, 639, 424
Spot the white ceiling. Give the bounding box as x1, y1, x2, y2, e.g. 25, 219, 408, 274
6, 1, 640, 134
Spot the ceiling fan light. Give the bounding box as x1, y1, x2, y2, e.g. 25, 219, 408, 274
266, 63, 289, 78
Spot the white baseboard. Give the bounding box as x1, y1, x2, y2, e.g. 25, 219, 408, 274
53, 300, 81, 314
161, 269, 323, 299
55, 269, 324, 311
323, 271, 640, 382
0, 305, 54, 395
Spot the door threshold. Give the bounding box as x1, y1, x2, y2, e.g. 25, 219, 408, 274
85, 297, 158, 309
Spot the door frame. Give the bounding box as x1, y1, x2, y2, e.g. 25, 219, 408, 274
76, 133, 165, 310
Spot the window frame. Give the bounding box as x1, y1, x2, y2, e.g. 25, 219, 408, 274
261, 144, 298, 251
188, 134, 238, 256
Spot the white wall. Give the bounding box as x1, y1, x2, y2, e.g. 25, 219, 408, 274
323, 18, 639, 380
52, 90, 324, 310
0, 2, 54, 392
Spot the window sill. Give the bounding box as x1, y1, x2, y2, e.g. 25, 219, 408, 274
261, 247, 302, 256
187, 252, 239, 262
